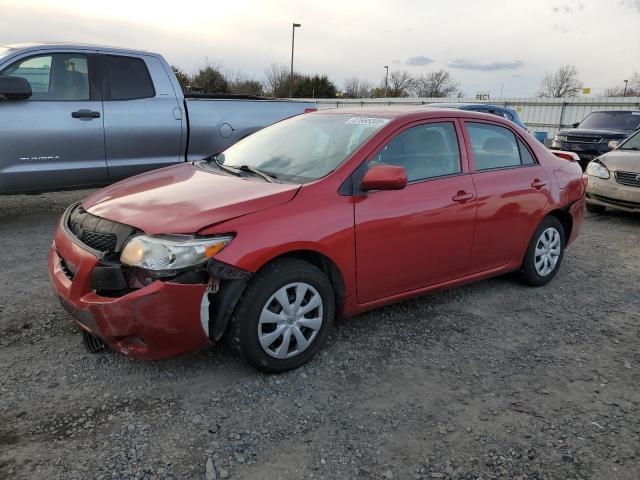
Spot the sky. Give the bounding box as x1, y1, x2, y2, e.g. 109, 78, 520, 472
1, 0, 638, 97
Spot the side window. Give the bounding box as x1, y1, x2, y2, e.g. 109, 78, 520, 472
372, 122, 461, 182
518, 139, 536, 165
466, 122, 526, 170
103, 55, 155, 100
0, 53, 90, 101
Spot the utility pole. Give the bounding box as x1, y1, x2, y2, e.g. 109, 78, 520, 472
623, 79, 628, 97
500, 83, 504, 98
384, 65, 389, 98
290, 23, 301, 98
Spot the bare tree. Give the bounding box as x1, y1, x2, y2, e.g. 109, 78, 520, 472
263, 63, 290, 96
343, 77, 372, 98
604, 72, 640, 97
412, 70, 459, 97
538, 65, 583, 98
387, 70, 415, 97
191, 60, 228, 93
227, 70, 264, 96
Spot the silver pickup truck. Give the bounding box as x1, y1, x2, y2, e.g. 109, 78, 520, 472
0, 42, 316, 194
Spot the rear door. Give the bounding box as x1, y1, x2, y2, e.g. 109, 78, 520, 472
354, 119, 477, 304
0, 51, 107, 193
99, 53, 183, 181
463, 121, 550, 273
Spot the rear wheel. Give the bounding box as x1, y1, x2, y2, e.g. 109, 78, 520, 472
586, 202, 606, 214
518, 216, 565, 287
227, 258, 335, 372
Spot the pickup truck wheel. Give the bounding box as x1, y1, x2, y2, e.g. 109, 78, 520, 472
227, 258, 335, 372
518, 216, 565, 287
586, 202, 606, 214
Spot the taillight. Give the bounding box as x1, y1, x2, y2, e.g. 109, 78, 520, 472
304, 108, 317, 113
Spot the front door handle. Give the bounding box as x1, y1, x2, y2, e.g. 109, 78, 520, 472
531, 178, 547, 189
452, 191, 474, 203
71, 109, 101, 119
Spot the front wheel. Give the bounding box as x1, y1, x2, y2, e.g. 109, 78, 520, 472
518, 216, 565, 287
227, 258, 335, 372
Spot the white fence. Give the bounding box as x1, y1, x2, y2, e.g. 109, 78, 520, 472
306, 96, 640, 138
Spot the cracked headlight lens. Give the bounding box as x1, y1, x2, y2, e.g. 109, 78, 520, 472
120, 234, 233, 271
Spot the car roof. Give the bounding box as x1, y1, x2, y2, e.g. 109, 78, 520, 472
2, 42, 159, 57
427, 102, 514, 111
314, 106, 516, 124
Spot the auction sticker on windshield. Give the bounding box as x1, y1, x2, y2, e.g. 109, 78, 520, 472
345, 117, 390, 126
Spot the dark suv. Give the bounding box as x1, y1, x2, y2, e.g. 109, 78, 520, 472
551, 111, 640, 169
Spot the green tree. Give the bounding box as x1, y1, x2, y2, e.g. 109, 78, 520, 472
171, 65, 190, 92
293, 75, 337, 98
191, 63, 229, 93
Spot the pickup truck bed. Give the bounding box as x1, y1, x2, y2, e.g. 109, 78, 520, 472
0, 42, 316, 194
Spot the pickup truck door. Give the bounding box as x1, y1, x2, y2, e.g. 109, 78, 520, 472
99, 53, 184, 181
0, 51, 108, 194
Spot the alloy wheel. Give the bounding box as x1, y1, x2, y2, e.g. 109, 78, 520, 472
534, 227, 561, 276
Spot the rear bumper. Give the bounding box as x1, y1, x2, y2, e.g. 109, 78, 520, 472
48, 222, 211, 360
567, 198, 586, 246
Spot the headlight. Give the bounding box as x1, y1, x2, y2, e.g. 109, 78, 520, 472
120, 234, 233, 271
554, 134, 567, 142
586, 161, 610, 179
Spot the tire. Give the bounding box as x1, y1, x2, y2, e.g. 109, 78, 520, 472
586, 202, 606, 214
518, 216, 565, 287
227, 258, 335, 372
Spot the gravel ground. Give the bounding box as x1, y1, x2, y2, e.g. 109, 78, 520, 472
1, 191, 639, 480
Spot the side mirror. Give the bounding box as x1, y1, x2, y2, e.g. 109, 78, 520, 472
0, 76, 32, 100
571, 122, 580, 128
361, 165, 407, 191
608, 140, 620, 150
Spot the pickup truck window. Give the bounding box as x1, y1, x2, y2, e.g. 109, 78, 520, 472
0, 53, 90, 101
103, 55, 155, 101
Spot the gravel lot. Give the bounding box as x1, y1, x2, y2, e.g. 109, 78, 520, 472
1, 191, 639, 480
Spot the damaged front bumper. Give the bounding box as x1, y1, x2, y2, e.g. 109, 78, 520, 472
48, 207, 249, 360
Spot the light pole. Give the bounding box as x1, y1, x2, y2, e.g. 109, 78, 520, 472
384, 65, 389, 98
623, 79, 628, 97
290, 22, 301, 98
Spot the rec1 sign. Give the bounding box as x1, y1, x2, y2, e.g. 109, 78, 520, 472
475, 92, 490, 101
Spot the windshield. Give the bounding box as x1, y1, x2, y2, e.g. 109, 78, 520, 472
216, 114, 389, 182
579, 111, 640, 131
619, 130, 640, 150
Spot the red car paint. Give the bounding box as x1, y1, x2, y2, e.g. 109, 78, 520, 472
49, 108, 585, 359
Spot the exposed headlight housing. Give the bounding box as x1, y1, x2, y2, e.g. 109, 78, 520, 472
120, 234, 234, 272
586, 160, 610, 179
554, 134, 567, 142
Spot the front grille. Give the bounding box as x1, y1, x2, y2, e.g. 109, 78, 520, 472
66, 203, 137, 255
80, 231, 118, 252
565, 135, 602, 143
615, 171, 640, 188
589, 193, 640, 209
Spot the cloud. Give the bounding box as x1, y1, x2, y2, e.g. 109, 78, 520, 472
405, 55, 434, 66
620, 0, 640, 12
448, 59, 525, 71
552, 3, 584, 13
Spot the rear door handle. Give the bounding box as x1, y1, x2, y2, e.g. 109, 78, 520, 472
452, 191, 474, 203
531, 178, 547, 189
71, 109, 101, 119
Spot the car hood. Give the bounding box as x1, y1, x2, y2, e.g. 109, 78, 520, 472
600, 150, 640, 172
83, 163, 301, 234
557, 128, 631, 137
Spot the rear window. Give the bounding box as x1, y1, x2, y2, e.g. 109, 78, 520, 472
467, 122, 534, 170
103, 55, 155, 101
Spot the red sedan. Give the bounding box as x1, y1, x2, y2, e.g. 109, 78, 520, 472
49, 108, 586, 371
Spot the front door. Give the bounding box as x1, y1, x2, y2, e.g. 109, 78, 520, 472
0, 51, 107, 193
354, 120, 477, 304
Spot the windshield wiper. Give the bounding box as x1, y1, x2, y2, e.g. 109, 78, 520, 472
205, 156, 243, 177
237, 165, 276, 183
